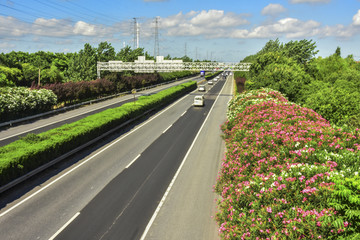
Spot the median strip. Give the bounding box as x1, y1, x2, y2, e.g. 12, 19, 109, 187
0, 81, 197, 190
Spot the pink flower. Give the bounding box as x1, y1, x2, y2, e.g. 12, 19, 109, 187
344, 221, 349, 228
267, 207, 272, 213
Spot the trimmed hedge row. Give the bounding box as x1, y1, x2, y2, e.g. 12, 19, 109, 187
0, 81, 197, 186
205, 71, 222, 80
159, 71, 197, 82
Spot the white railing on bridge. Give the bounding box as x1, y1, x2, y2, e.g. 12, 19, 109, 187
97, 56, 251, 78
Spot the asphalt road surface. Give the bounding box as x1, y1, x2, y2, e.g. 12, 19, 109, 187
0, 75, 202, 147
0, 73, 233, 240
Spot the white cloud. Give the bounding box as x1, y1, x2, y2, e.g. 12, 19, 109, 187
353, 9, 360, 26
261, 4, 287, 16
230, 18, 321, 38
0, 16, 114, 38
290, 0, 330, 3
160, 10, 249, 38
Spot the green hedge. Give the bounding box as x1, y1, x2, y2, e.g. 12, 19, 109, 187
205, 71, 222, 80
159, 71, 197, 82
0, 81, 197, 186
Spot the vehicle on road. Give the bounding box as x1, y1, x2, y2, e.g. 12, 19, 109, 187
208, 80, 213, 85
198, 85, 206, 92
193, 95, 204, 107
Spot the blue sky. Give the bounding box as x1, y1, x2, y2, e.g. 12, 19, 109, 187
1, 0, 360, 62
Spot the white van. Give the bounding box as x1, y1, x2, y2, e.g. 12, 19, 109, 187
193, 95, 204, 107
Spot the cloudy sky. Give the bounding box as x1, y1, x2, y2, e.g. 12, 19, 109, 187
1, 0, 360, 61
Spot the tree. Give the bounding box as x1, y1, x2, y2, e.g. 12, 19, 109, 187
335, 46, 341, 57
116, 46, 145, 62
0, 72, 15, 87
97, 41, 116, 62
248, 53, 311, 102
66, 43, 97, 81
21, 63, 38, 86
282, 39, 318, 65
258, 38, 283, 55
0, 65, 23, 86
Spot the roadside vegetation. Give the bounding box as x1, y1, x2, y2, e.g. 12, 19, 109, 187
215, 39, 360, 239
0, 81, 197, 186
0, 43, 197, 122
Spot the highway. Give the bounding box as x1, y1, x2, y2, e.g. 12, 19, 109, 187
0, 75, 201, 147
0, 73, 233, 240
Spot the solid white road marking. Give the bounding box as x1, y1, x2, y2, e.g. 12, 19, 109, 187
125, 154, 141, 169
139, 77, 229, 240
48, 212, 80, 240
162, 124, 172, 134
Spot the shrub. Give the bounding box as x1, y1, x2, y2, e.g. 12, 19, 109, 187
34, 78, 116, 104
0, 87, 57, 122
216, 88, 360, 239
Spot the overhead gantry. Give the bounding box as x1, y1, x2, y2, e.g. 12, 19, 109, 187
97, 56, 251, 78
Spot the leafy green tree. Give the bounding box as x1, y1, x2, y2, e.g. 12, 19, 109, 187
116, 46, 145, 62
282, 39, 318, 65
0, 72, 15, 87
66, 43, 97, 81
334, 46, 341, 57
248, 52, 311, 102
258, 38, 283, 55
0, 65, 23, 86
21, 63, 38, 86
97, 41, 116, 62
41, 64, 64, 84
302, 79, 360, 126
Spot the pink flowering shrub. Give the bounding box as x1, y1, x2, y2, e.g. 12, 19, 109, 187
216, 88, 360, 239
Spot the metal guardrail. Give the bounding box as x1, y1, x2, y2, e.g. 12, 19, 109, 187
0, 75, 197, 129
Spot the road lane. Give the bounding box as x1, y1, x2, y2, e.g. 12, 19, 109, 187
143, 74, 233, 240
0, 75, 222, 240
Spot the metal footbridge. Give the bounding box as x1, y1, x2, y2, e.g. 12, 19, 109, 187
97, 56, 251, 77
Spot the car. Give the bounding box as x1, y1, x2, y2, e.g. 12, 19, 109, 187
193, 95, 204, 107
213, 78, 218, 82
198, 85, 206, 92
208, 80, 213, 85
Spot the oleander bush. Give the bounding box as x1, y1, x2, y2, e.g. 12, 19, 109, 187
0, 81, 197, 186
216, 88, 360, 239
0, 87, 57, 122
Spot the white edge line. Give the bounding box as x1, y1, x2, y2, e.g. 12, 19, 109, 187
0, 91, 193, 218
162, 124, 172, 134
48, 212, 80, 240
181, 110, 187, 117
125, 154, 141, 169
139, 77, 229, 240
